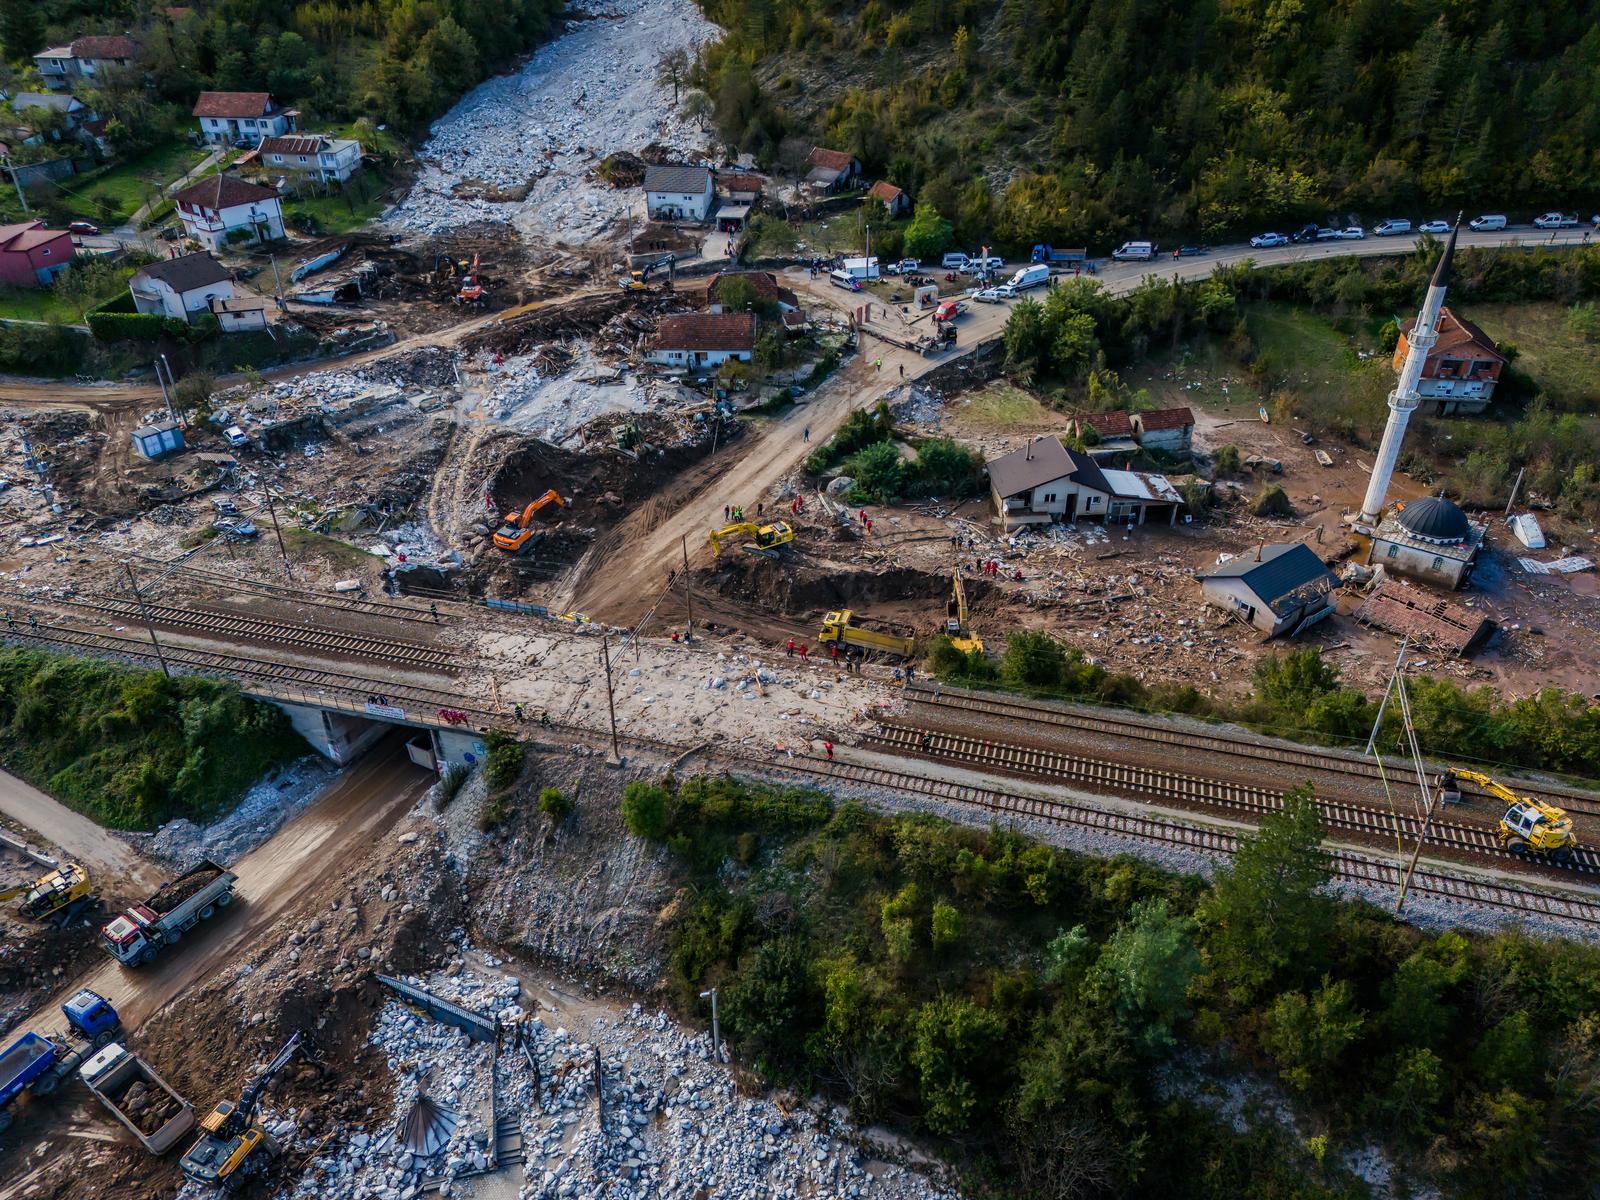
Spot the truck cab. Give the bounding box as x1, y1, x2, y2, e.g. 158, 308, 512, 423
63, 990, 121, 1044
101, 904, 161, 965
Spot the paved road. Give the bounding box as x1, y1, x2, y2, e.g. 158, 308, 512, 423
0, 769, 162, 891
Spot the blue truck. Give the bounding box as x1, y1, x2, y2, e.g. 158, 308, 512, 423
0, 989, 121, 1134
1030, 244, 1087, 265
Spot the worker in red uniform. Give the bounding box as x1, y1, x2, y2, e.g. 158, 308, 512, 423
823, 740, 834, 760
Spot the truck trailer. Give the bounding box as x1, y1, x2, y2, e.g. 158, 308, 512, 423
100, 859, 239, 967
0, 989, 122, 1134
80, 1042, 196, 1153
818, 610, 915, 658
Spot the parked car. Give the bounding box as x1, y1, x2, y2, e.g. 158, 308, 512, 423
1468, 214, 1507, 231
1290, 224, 1321, 244
1249, 232, 1288, 248
212, 518, 258, 538
157, 224, 182, 241
1418, 220, 1451, 234
1334, 226, 1366, 239
1533, 212, 1578, 229
1372, 218, 1411, 236
1176, 245, 1209, 257
941, 253, 970, 270
1314, 227, 1343, 241
971, 255, 1004, 271
67, 221, 99, 236
889, 258, 920, 275
971, 287, 1005, 303
211, 497, 239, 516
224, 426, 249, 447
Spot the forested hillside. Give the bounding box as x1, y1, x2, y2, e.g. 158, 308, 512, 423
0, 0, 564, 131
692, 0, 1600, 246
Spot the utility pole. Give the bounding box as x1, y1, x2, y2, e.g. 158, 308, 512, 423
124, 562, 171, 678
1392, 670, 1442, 916
592, 1044, 607, 1135
600, 633, 620, 761
3, 156, 28, 214
1504, 466, 1525, 517
270, 255, 284, 302
681, 533, 693, 641
699, 988, 721, 1063
153, 359, 178, 426
262, 488, 294, 581
158, 355, 184, 427
1363, 637, 1408, 757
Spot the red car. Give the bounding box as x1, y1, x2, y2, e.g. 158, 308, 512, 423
68, 221, 99, 236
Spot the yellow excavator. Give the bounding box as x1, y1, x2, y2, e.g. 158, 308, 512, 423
708, 520, 794, 559
619, 253, 676, 293
181, 1032, 304, 1190
0, 863, 94, 923
493, 489, 566, 552
818, 610, 914, 658
1438, 768, 1577, 863
945, 570, 983, 654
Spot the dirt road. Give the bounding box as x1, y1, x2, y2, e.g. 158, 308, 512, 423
12, 739, 430, 1042
0, 770, 161, 892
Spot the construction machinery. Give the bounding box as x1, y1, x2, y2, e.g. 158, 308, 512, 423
708, 520, 794, 560
0, 989, 122, 1134
456, 252, 485, 305
945, 570, 983, 654
818, 610, 915, 658
1437, 768, 1577, 862
100, 859, 238, 967
493, 488, 567, 552
80, 1041, 195, 1153
181, 1032, 304, 1190
0, 862, 94, 924
619, 253, 676, 293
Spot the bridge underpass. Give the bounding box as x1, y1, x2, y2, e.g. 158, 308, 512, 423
251, 687, 488, 772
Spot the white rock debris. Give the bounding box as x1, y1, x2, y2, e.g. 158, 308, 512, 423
390, 0, 718, 242
277, 964, 964, 1200
145, 757, 335, 869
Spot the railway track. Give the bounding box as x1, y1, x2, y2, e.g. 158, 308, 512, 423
906, 684, 1600, 817
868, 724, 1600, 877
11, 625, 1600, 930
5, 590, 457, 673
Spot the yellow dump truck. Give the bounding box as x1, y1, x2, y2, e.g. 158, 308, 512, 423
818, 610, 914, 658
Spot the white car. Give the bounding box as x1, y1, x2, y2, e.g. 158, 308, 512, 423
971, 255, 1004, 271
1418, 220, 1451, 234
1534, 212, 1577, 229
971, 287, 1005, 303
1334, 226, 1366, 239
888, 258, 921, 275
1250, 232, 1288, 248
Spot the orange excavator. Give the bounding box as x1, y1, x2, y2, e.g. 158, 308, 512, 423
456, 253, 485, 305
493, 489, 566, 552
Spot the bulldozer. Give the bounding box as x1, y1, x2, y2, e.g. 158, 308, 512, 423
1438, 768, 1577, 863
618, 253, 676, 293
708, 520, 794, 559
493, 489, 567, 552
944, 570, 983, 655
181, 1032, 305, 1190
0, 863, 94, 924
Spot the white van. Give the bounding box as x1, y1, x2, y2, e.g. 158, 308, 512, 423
999, 264, 1050, 295
1111, 241, 1155, 261
828, 269, 861, 291
941, 252, 970, 270
1372, 218, 1411, 236
1469, 214, 1507, 232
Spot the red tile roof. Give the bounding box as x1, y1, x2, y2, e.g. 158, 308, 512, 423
806, 147, 855, 173
867, 181, 903, 203
173, 173, 280, 211
0, 220, 70, 254
654, 312, 757, 352
1137, 406, 1194, 432
1398, 307, 1505, 363
69, 35, 136, 59
1077, 410, 1133, 437
707, 270, 798, 309
716, 172, 764, 194
192, 91, 278, 119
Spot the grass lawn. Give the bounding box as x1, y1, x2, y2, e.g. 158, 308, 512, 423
1462, 302, 1600, 409
0, 264, 134, 324
54, 141, 209, 224
282, 185, 387, 235
953, 382, 1056, 430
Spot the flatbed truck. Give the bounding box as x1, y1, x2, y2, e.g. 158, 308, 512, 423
100, 858, 238, 967
0, 989, 121, 1134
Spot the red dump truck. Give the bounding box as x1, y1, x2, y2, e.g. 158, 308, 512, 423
79, 1042, 195, 1153
99, 859, 238, 967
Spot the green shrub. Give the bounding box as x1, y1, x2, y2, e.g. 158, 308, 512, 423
538, 786, 572, 821
1252, 484, 1294, 517
621, 781, 672, 840
484, 730, 525, 792
88, 310, 168, 342
1214, 444, 1241, 476
437, 763, 471, 808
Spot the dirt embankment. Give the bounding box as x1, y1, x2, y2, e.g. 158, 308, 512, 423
703, 555, 1001, 630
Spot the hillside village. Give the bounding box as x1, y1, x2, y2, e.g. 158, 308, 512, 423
1, 1, 1600, 1199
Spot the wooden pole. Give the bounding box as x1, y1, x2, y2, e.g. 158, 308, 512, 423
124, 562, 170, 678
600, 634, 620, 761
681, 533, 693, 641
263, 488, 294, 581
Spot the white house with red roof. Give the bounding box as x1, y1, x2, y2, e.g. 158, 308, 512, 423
172, 174, 284, 251
192, 92, 296, 146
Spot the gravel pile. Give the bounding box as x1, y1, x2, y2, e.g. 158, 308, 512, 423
389, 0, 717, 243
144, 759, 334, 870
278, 962, 964, 1200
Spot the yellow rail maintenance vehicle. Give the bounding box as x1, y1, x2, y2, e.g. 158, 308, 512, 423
1438, 768, 1577, 863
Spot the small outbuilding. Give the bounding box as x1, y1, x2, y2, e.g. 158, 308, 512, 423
866, 181, 910, 217
131, 419, 185, 460
1201, 543, 1339, 637
804, 147, 860, 191
1132, 406, 1195, 452
209, 294, 268, 333
1367, 496, 1483, 590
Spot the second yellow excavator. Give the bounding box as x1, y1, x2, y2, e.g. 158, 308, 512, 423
708, 520, 794, 560
1438, 768, 1577, 862
0, 863, 94, 923
944, 570, 983, 654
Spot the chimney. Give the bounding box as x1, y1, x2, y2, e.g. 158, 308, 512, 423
1255, 541, 1263, 562
1025, 438, 1033, 461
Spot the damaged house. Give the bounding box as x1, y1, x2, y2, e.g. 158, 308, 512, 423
644, 312, 756, 372
987, 435, 1182, 530
1201, 543, 1340, 637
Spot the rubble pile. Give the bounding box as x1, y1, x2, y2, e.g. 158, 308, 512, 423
389, 0, 716, 243
284, 964, 962, 1200
142, 758, 337, 870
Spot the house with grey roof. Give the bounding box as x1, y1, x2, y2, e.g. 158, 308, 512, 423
1200, 543, 1340, 637
986, 434, 1181, 530
643, 164, 714, 222
129, 252, 235, 322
